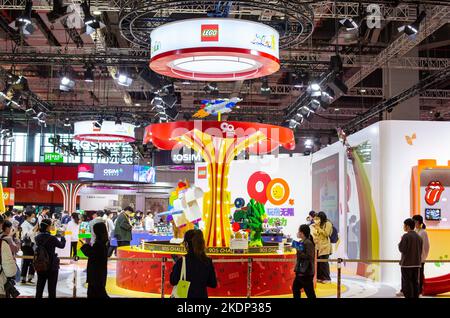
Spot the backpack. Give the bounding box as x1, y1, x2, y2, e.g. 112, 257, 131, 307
33, 236, 51, 272
330, 224, 339, 244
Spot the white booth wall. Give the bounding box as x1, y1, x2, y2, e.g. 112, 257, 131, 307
312, 120, 450, 284
195, 154, 312, 239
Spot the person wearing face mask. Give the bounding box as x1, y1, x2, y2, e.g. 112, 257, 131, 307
292, 224, 316, 298
114, 207, 134, 247
310, 211, 333, 283
20, 209, 37, 284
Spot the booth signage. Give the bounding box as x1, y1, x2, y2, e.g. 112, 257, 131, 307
3, 188, 15, 206
44, 152, 64, 163
143, 243, 292, 254
94, 164, 134, 181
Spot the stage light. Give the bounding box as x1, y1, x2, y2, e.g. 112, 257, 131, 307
260, 78, 271, 95
307, 83, 321, 97
16, 0, 32, 25
63, 118, 71, 127
288, 119, 300, 129
84, 66, 94, 82
60, 74, 75, 91
398, 11, 426, 36
304, 139, 314, 148
47, 0, 70, 23
25, 107, 36, 116
115, 116, 122, 126
309, 99, 321, 111
116, 72, 133, 86
93, 117, 103, 129
81, 0, 97, 27
339, 18, 358, 31
204, 82, 219, 95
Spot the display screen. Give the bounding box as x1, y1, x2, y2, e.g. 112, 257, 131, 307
93, 164, 134, 182
425, 208, 441, 221
134, 165, 156, 183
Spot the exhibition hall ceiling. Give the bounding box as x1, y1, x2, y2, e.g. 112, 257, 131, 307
0, 0, 449, 142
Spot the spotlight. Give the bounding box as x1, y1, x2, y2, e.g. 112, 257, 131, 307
309, 99, 321, 111
47, 0, 70, 23
288, 119, 301, 129
304, 139, 314, 149
60, 74, 75, 91
81, 1, 98, 27
93, 117, 103, 129
63, 118, 71, 127
34, 112, 47, 126
260, 78, 271, 95
25, 107, 36, 116
328, 77, 348, 95
339, 18, 358, 31
116, 72, 132, 87
307, 83, 322, 97
16, 0, 32, 25
84, 66, 94, 82
398, 11, 426, 36
204, 82, 219, 95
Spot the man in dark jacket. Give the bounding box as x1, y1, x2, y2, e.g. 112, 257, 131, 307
292, 224, 316, 298
34, 219, 66, 298
114, 207, 133, 247
399, 218, 423, 298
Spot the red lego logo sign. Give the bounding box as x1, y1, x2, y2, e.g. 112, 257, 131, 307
201, 24, 219, 42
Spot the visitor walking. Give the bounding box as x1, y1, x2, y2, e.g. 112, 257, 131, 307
170, 229, 217, 298
66, 213, 80, 258
20, 209, 37, 284
310, 211, 333, 283
0, 233, 17, 298
114, 207, 134, 247
398, 218, 423, 299
292, 224, 316, 298
37, 207, 50, 225
81, 222, 110, 298
412, 215, 429, 295
89, 211, 106, 245
34, 219, 66, 298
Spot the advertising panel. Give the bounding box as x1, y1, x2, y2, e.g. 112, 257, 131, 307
134, 166, 156, 183
93, 164, 134, 182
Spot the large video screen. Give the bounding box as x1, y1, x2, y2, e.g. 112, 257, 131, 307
134, 165, 156, 183
93, 164, 135, 182
312, 153, 339, 228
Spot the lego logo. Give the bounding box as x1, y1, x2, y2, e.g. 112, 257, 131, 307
202, 29, 217, 37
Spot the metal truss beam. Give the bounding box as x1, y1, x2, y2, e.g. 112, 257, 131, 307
345, 5, 450, 90
0, 1, 448, 23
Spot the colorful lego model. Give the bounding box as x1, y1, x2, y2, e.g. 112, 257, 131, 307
231, 198, 268, 248
192, 97, 242, 118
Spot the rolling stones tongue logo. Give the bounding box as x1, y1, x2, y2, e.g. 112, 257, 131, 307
425, 181, 445, 206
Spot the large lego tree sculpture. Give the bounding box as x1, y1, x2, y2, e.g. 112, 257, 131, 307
144, 121, 295, 247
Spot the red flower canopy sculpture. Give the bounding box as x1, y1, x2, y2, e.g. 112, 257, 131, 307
144, 121, 295, 247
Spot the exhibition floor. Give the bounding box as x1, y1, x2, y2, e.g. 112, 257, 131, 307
14, 260, 449, 298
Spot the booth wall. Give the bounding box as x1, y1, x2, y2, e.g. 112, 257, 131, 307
195, 155, 312, 238
313, 120, 450, 285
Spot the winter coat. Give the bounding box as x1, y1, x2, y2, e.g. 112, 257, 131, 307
81, 241, 109, 298
114, 213, 132, 242
294, 237, 315, 276
311, 220, 333, 256
399, 230, 423, 268
34, 232, 66, 271
0, 239, 17, 295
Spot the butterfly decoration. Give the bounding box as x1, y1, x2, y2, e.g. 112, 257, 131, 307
405, 133, 416, 145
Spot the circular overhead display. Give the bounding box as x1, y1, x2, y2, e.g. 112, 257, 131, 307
120, 1, 314, 50
74, 121, 136, 143
150, 18, 280, 81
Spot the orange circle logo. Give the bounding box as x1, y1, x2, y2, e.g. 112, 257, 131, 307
266, 178, 290, 205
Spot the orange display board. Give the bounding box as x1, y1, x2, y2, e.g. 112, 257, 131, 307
3, 188, 15, 206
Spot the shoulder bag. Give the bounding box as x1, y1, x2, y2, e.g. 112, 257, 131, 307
171, 256, 191, 298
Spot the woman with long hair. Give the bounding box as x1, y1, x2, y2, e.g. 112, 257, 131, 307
412, 215, 429, 294
81, 222, 110, 298
66, 213, 80, 259
170, 229, 217, 298
293, 224, 316, 298
310, 211, 333, 283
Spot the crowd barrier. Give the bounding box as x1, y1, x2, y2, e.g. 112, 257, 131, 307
14, 255, 450, 298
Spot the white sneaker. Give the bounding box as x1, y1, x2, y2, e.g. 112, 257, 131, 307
396, 291, 404, 297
